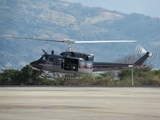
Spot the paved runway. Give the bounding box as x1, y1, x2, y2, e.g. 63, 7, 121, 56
0, 87, 160, 120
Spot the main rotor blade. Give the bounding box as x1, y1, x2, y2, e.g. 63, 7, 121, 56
4, 35, 66, 42
75, 40, 136, 43
4, 35, 136, 43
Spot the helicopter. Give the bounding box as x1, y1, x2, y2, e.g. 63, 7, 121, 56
5, 35, 157, 75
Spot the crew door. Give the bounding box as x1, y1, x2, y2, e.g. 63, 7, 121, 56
62, 58, 78, 71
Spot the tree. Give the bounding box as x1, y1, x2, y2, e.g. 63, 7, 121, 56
0, 69, 19, 85
0, 65, 43, 85
17, 65, 44, 85
116, 54, 141, 64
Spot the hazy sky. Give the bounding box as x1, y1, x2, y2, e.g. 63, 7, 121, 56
66, 0, 160, 18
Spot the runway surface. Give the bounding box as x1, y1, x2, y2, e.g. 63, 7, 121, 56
0, 87, 160, 120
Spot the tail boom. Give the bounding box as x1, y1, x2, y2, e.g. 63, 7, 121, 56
93, 45, 156, 72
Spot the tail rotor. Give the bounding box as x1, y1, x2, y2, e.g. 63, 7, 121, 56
136, 44, 157, 60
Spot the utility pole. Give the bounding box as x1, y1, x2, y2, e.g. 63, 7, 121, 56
131, 69, 134, 86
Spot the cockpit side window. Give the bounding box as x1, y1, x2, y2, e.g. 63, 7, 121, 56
50, 58, 54, 61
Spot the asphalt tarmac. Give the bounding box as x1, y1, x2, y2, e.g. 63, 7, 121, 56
0, 87, 160, 120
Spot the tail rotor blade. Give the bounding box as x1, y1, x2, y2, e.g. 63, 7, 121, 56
136, 44, 147, 54
149, 53, 157, 60
136, 44, 157, 61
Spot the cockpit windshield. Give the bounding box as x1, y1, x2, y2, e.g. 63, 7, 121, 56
38, 54, 48, 62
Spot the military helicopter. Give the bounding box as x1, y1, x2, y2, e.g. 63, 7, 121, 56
5, 35, 157, 75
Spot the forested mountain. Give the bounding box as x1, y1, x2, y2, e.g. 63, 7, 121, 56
0, 0, 160, 70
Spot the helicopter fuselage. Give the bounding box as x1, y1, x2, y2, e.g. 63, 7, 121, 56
30, 50, 147, 74
30, 51, 94, 74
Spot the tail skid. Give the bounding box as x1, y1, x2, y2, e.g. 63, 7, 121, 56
134, 45, 157, 65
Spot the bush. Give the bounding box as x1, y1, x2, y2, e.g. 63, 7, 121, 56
0, 65, 160, 86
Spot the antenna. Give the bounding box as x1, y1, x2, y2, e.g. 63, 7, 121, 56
42, 49, 47, 54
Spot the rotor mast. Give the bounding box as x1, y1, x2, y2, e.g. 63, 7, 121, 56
67, 41, 72, 52
64, 39, 76, 52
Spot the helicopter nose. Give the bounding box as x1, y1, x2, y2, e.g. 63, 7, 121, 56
30, 61, 38, 68
30, 61, 43, 69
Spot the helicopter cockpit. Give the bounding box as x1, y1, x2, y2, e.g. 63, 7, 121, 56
38, 54, 49, 63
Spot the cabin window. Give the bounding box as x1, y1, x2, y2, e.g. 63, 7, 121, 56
86, 61, 93, 68
79, 60, 85, 67
50, 58, 54, 61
